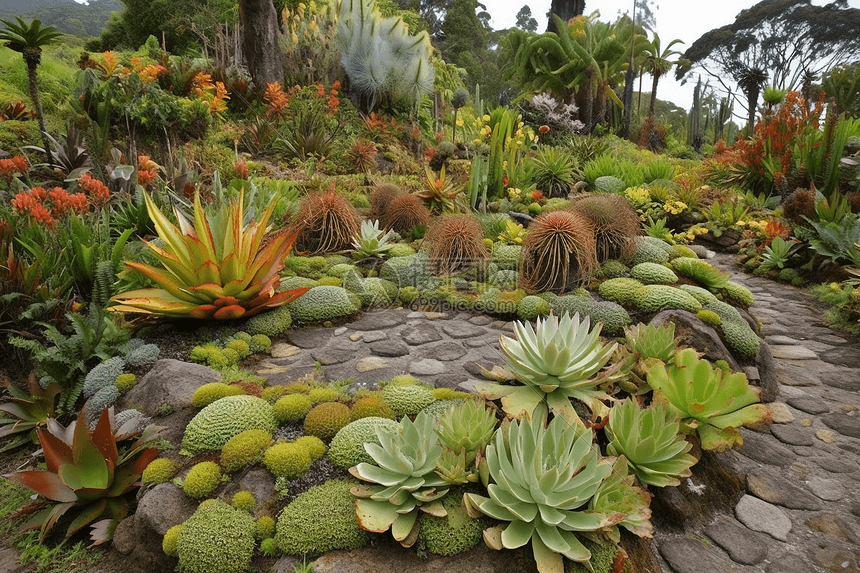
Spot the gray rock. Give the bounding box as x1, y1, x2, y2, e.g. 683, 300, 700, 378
738, 430, 796, 466
658, 537, 738, 573
755, 342, 779, 402
806, 513, 859, 544
417, 341, 467, 361
441, 321, 488, 339
370, 339, 410, 357
769, 345, 818, 360
650, 310, 740, 372
807, 476, 846, 501
819, 346, 860, 368
311, 338, 363, 365
0, 548, 25, 573
775, 361, 822, 386
822, 411, 860, 439
785, 395, 829, 415
746, 468, 823, 510
734, 494, 792, 541
402, 323, 443, 345
769, 423, 815, 446
112, 517, 137, 555
121, 483, 197, 572
821, 368, 860, 391
348, 311, 408, 331
766, 335, 802, 345
269, 557, 301, 573
288, 328, 335, 348
468, 315, 494, 325
236, 469, 276, 504
704, 516, 769, 565
409, 359, 447, 376
122, 359, 220, 416
765, 553, 816, 573
358, 331, 388, 343
815, 456, 859, 474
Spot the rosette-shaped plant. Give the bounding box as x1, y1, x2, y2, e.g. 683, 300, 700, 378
434, 400, 497, 484
352, 218, 396, 258
646, 348, 771, 452
604, 398, 698, 487
464, 414, 623, 572
587, 457, 653, 541
476, 313, 616, 424
350, 412, 449, 547
110, 191, 308, 319
624, 322, 676, 363
0, 375, 59, 452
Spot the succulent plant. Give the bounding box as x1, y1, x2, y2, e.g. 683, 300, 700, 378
435, 399, 497, 468
604, 398, 698, 487
587, 456, 653, 541
464, 414, 622, 572
624, 322, 676, 363
352, 219, 397, 258
0, 375, 59, 453
476, 313, 617, 424
645, 348, 771, 452
350, 412, 450, 547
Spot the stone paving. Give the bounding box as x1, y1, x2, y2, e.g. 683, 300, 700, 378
252, 250, 860, 573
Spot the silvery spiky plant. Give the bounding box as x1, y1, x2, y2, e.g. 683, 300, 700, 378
338, 0, 434, 112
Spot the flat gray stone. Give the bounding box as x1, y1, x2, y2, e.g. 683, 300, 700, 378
658, 537, 738, 573
775, 361, 822, 386
746, 468, 823, 510
123, 359, 220, 416
409, 359, 447, 376
770, 424, 815, 446
818, 334, 848, 344
704, 517, 769, 565
815, 456, 859, 474
738, 430, 796, 466
348, 311, 408, 331
356, 356, 390, 372
822, 411, 860, 439
766, 335, 801, 345
358, 331, 388, 343
402, 323, 443, 345
441, 321, 488, 339
819, 346, 860, 368
270, 343, 302, 359
821, 368, 860, 391
0, 548, 24, 573
417, 341, 467, 361
785, 395, 829, 415
765, 553, 815, 573
807, 476, 845, 501
369, 339, 410, 357
334, 327, 347, 336
769, 345, 818, 360
468, 315, 494, 325
311, 338, 362, 365
735, 494, 792, 541
289, 328, 335, 348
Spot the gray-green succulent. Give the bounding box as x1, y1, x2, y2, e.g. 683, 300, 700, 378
624, 322, 676, 363
352, 219, 397, 258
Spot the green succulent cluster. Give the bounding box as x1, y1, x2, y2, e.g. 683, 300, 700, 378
679, 284, 719, 305
286, 285, 359, 323
624, 322, 676, 363
434, 400, 497, 485
720, 280, 754, 307
328, 416, 401, 471
588, 301, 631, 335
220, 429, 272, 473
630, 262, 678, 285
352, 219, 398, 258
631, 237, 671, 265
263, 442, 313, 479
176, 501, 256, 573
273, 393, 313, 422
600, 259, 630, 278
671, 257, 731, 290
597, 278, 644, 306
303, 401, 352, 440
703, 300, 761, 359
381, 383, 436, 419
491, 242, 522, 270
142, 458, 178, 484
244, 305, 293, 338
181, 395, 278, 454
183, 461, 222, 498
517, 295, 551, 321
632, 285, 703, 314
191, 383, 245, 407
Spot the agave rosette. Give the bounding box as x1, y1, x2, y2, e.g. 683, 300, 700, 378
0, 375, 59, 453
587, 456, 653, 541
3, 408, 163, 543
476, 313, 617, 424
464, 414, 623, 572
352, 218, 396, 258
645, 348, 771, 452
604, 398, 698, 487
109, 191, 308, 319
350, 412, 449, 547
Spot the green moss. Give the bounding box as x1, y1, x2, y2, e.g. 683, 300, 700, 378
491, 242, 522, 270
327, 417, 401, 470
287, 286, 359, 323
162, 524, 182, 557
379, 251, 430, 287
417, 490, 491, 556
388, 243, 416, 257
275, 479, 369, 557
564, 537, 618, 573
672, 244, 698, 259
226, 339, 251, 358
264, 442, 312, 479
220, 429, 273, 473
308, 388, 344, 402
245, 306, 293, 338
176, 501, 255, 573
328, 263, 359, 278
192, 383, 246, 408
295, 435, 327, 461
399, 285, 420, 304
303, 402, 352, 440
598, 278, 644, 306
181, 396, 278, 454
317, 276, 342, 287
230, 491, 256, 512
588, 301, 631, 335
349, 276, 400, 307
273, 394, 313, 423
255, 516, 276, 540
517, 295, 551, 321
382, 384, 436, 419
249, 334, 272, 353
183, 462, 222, 499
350, 397, 394, 421
114, 373, 138, 392
142, 458, 177, 484
630, 262, 678, 285
696, 309, 722, 326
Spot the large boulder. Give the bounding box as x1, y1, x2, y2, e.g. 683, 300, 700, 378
122, 359, 221, 415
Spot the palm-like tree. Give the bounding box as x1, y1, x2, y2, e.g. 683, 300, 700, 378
641, 33, 685, 118
0, 17, 64, 165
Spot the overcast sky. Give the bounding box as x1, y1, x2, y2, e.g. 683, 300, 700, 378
485, 0, 860, 110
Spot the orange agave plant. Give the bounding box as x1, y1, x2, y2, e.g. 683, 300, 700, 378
109, 191, 308, 319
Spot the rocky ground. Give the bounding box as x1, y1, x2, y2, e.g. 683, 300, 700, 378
2, 251, 859, 573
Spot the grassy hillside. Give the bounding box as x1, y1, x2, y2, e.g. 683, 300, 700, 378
0, 0, 119, 38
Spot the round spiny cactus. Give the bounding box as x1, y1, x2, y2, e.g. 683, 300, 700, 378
291, 188, 360, 254
569, 194, 640, 262
370, 183, 404, 222
382, 193, 430, 235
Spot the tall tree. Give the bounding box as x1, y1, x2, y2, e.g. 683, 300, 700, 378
0, 17, 63, 165
676, 0, 860, 132
545, 0, 585, 34
641, 34, 685, 117
515, 5, 538, 32
239, 0, 284, 92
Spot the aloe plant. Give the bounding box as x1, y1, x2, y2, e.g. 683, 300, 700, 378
110, 191, 308, 319
3, 408, 164, 543
645, 348, 771, 452
350, 412, 449, 547
464, 414, 622, 572
604, 398, 698, 487
351, 219, 396, 258
476, 313, 617, 424
0, 375, 59, 453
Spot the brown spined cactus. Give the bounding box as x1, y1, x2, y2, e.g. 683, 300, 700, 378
290, 187, 360, 254
782, 187, 816, 224
370, 183, 404, 221
381, 192, 430, 235
519, 210, 597, 294
425, 215, 489, 276
568, 194, 641, 262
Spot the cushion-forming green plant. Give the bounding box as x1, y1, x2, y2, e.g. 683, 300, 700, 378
645, 348, 771, 452
604, 398, 698, 487
476, 313, 616, 425
464, 414, 622, 572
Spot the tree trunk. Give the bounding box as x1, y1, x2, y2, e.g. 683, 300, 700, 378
25, 55, 52, 166
546, 0, 585, 34
746, 86, 760, 136
238, 0, 284, 93
649, 73, 660, 117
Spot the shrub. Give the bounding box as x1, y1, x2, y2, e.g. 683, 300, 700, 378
273, 394, 313, 423
290, 188, 360, 254
176, 501, 256, 573
425, 215, 489, 276
569, 194, 640, 262
303, 402, 352, 440
183, 462, 222, 499
142, 458, 177, 484
263, 442, 312, 479
220, 429, 273, 473
519, 210, 597, 294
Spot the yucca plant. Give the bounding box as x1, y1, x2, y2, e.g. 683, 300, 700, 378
352, 219, 397, 258
464, 414, 622, 572
109, 191, 308, 319
645, 348, 771, 452
476, 313, 617, 424
3, 407, 164, 543
0, 375, 59, 453
528, 146, 579, 198
604, 398, 698, 487
350, 412, 449, 547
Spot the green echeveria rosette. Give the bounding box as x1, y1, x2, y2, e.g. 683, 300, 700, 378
464, 414, 623, 572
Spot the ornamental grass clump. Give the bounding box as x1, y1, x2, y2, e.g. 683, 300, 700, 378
290, 187, 360, 254
381, 192, 430, 235
518, 210, 597, 294
568, 194, 641, 263
425, 214, 489, 276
